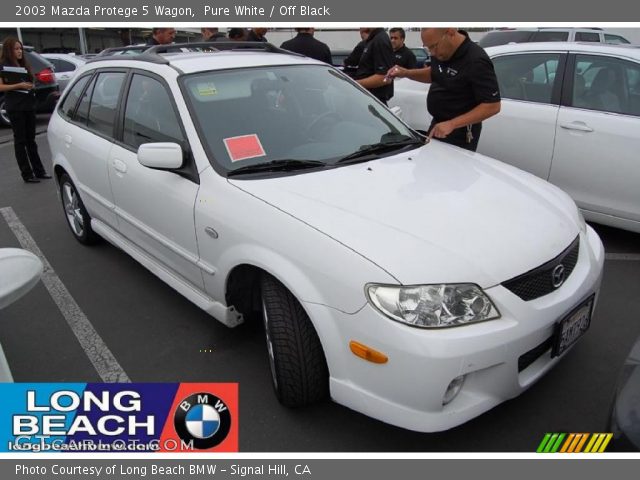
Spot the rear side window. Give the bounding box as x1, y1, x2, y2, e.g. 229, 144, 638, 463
575, 32, 600, 42
572, 55, 640, 116
493, 53, 561, 104
74, 75, 96, 125
48, 58, 76, 73
87, 72, 125, 138
530, 31, 569, 42
605, 34, 630, 45
122, 74, 185, 149
59, 75, 91, 119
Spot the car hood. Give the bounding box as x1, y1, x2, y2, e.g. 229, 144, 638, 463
229, 142, 580, 287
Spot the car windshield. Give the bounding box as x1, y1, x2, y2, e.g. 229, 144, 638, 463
182, 64, 420, 175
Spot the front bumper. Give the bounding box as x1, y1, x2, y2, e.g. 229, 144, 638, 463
307, 225, 604, 432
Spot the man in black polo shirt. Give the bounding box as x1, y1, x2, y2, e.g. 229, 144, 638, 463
354, 28, 395, 104
387, 28, 500, 151
247, 28, 268, 42
146, 28, 176, 46
280, 28, 332, 64
389, 28, 417, 69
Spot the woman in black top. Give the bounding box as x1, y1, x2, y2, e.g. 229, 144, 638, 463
0, 37, 50, 183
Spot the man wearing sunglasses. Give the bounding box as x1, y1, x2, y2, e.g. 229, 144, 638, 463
387, 28, 501, 151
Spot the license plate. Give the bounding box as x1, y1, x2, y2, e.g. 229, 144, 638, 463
551, 296, 594, 357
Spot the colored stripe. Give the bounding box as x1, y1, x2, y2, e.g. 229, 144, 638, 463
584, 433, 598, 453
591, 433, 606, 453
544, 433, 560, 453
550, 433, 566, 453
598, 434, 613, 453
575, 433, 589, 452
560, 434, 575, 453
568, 434, 582, 453
537, 433, 552, 453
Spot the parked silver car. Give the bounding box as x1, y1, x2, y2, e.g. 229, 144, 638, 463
42, 53, 88, 92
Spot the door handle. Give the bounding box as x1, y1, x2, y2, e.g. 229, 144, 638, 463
560, 121, 594, 132
112, 159, 127, 174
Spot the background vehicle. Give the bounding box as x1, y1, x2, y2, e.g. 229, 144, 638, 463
390, 42, 640, 234
478, 28, 630, 48
42, 53, 88, 92
609, 335, 640, 451
0, 46, 59, 127
330, 49, 350, 69
409, 47, 431, 67
0, 248, 43, 381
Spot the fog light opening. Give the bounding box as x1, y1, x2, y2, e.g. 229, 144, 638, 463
443, 375, 466, 405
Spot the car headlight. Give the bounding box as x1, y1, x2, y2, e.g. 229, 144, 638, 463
366, 283, 500, 328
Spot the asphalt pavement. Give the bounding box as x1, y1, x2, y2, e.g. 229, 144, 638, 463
1, 123, 640, 452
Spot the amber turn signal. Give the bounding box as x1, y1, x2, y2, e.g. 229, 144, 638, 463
349, 341, 388, 364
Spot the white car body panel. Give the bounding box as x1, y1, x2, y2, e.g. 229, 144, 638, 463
47, 113, 119, 230
552, 106, 640, 224
231, 142, 580, 288
107, 143, 204, 291
480, 99, 560, 180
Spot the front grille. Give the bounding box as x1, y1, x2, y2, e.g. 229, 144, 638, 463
518, 336, 553, 372
502, 236, 580, 301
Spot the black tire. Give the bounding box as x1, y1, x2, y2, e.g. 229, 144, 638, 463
260, 274, 329, 407
0, 99, 11, 127
59, 173, 99, 245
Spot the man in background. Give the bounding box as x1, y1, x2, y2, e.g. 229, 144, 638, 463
228, 28, 248, 41
247, 28, 268, 42
389, 28, 417, 69
280, 28, 331, 63
201, 28, 227, 42
343, 28, 369, 77
354, 28, 395, 104
146, 28, 176, 46
386, 28, 501, 151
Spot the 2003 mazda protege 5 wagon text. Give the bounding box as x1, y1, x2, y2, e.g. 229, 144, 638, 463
47, 43, 604, 432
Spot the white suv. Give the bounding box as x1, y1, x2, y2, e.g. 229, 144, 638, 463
478, 28, 631, 48
48, 43, 604, 432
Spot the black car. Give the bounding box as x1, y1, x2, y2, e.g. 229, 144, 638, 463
0, 46, 59, 127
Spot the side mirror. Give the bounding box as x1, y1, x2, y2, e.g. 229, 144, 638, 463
0, 248, 43, 310
137, 143, 184, 170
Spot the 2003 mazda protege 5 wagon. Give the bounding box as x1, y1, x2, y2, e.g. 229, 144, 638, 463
48, 43, 604, 432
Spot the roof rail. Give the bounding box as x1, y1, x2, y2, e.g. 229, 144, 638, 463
88, 41, 301, 64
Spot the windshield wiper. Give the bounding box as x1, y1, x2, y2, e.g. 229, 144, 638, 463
336, 138, 424, 164
227, 159, 326, 177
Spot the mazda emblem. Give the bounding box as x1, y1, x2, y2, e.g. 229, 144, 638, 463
552, 264, 566, 288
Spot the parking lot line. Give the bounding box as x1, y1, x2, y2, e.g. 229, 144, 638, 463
0, 206, 131, 383
605, 253, 640, 261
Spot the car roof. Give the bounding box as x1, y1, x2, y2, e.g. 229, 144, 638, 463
84, 42, 326, 74
485, 41, 640, 59
42, 53, 87, 63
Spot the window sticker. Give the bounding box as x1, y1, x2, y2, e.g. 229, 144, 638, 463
223, 134, 266, 162
196, 82, 218, 96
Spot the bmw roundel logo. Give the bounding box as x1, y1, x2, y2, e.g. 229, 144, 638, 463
551, 264, 566, 288
174, 392, 231, 449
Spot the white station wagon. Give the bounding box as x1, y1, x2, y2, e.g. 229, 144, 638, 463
48, 43, 604, 432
